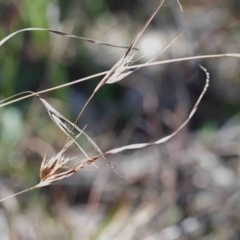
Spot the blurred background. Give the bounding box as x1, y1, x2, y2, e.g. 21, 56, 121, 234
0, 0, 240, 239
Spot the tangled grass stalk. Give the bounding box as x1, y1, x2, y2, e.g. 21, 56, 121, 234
0, 65, 209, 202
1, 0, 239, 204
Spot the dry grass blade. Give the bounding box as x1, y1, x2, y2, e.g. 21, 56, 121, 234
0, 91, 46, 107
105, 0, 166, 84
106, 30, 184, 84
105, 54, 136, 84
75, 65, 209, 166
47, 29, 138, 50
105, 65, 209, 154
0, 66, 209, 203
0, 28, 138, 50
37, 96, 126, 177
62, 0, 164, 178
71, 0, 165, 135
0, 90, 101, 168
1, 52, 240, 108
146, 31, 184, 63
37, 95, 101, 168
126, 53, 240, 70
0, 71, 109, 108
123, 0, 165, 58
0, 91, 35, 103
177, 0, 183, 12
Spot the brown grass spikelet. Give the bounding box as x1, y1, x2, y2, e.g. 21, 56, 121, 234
70, 0, 165, 143
0, 0, 216, 204
0, 59, 210, 204
0, 133, 81, 202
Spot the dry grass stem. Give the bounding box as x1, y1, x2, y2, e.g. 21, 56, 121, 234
177, 0, 183, 12
59, 0, 165, 178
70, 0, 165, 136
126, 53, 240, 70
106, 30, 185, 84
1, 0, 238, 206
0, 65, 209, 202
38, 95, 128, 177
0, 28, 139, 50
0, 71, 109, 108
1, 53, 240, 109
38, 96, 100, 168
76, 66, 209, 166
